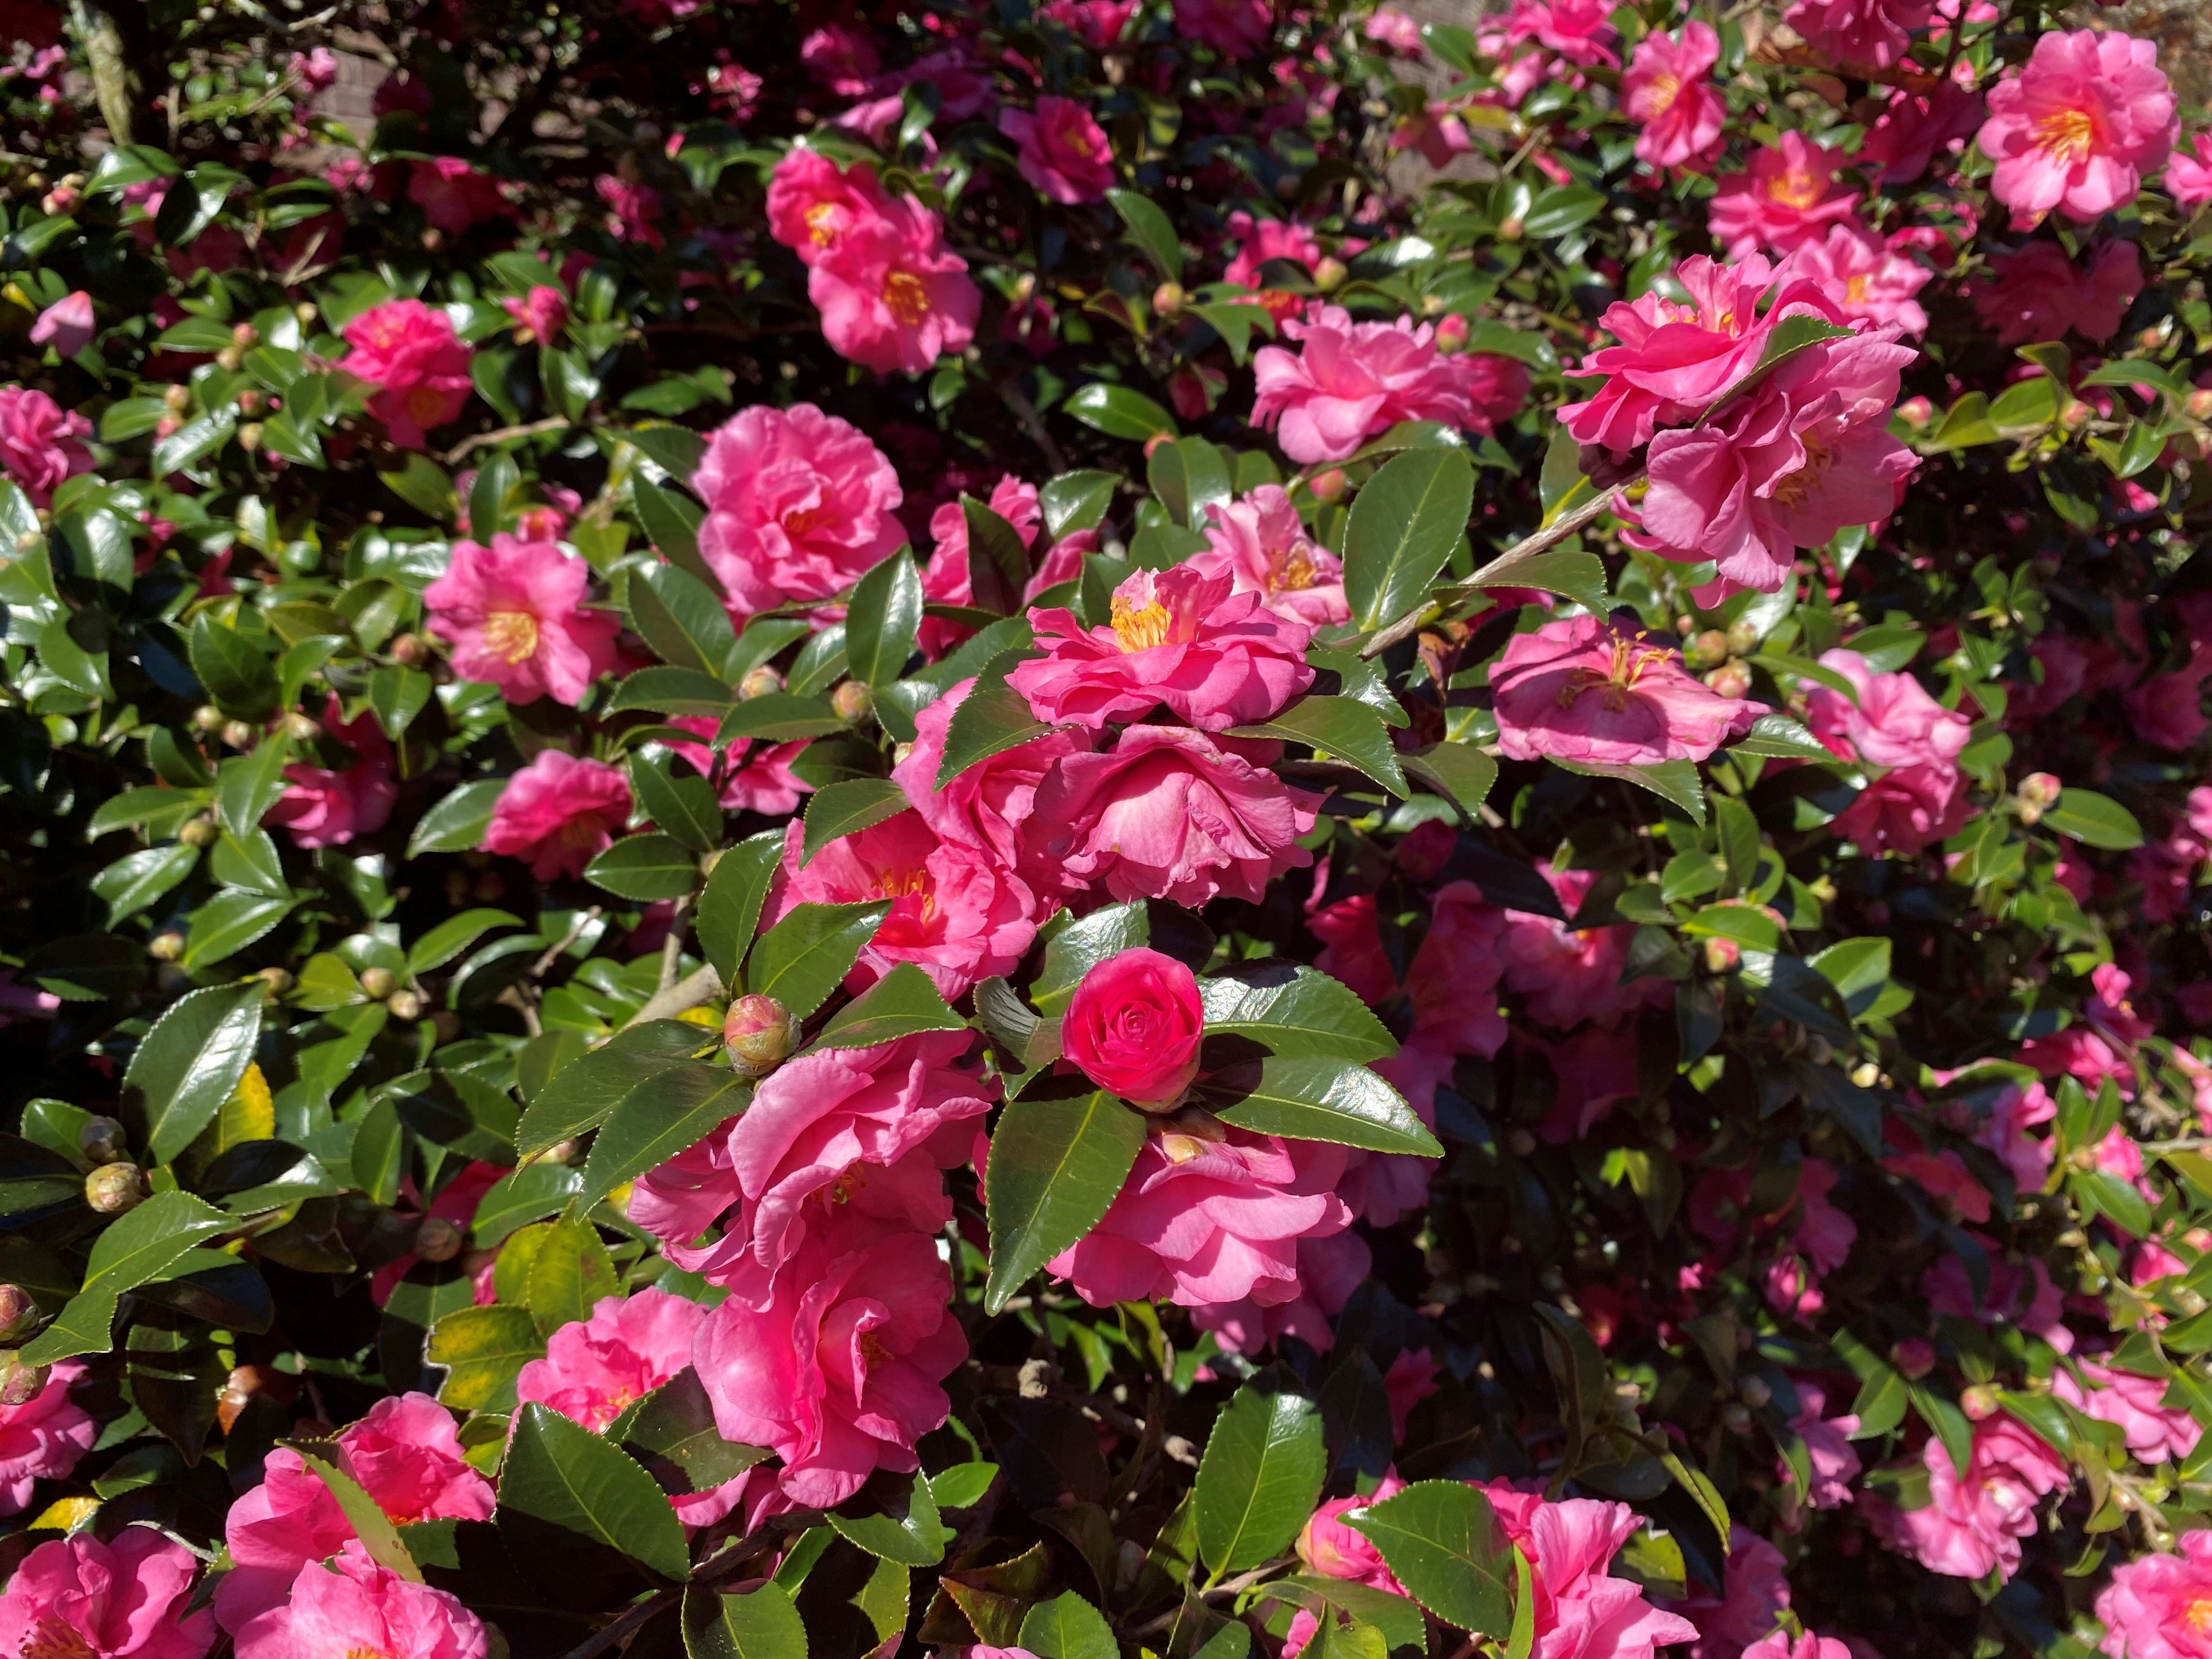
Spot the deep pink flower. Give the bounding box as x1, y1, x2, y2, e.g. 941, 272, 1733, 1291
517, 1288, 708, 1432
1622, 24, 1726, 171
1482, 1483, 1702, 1659
1499, 864, 1662, 1030
1978, 30, 2177, 226
1385, 1351, 1441, 1440
1869, 1415, 2068, 1580
664, 719, 814, 817
1492, 614, 1759, 765
1042, 0, 1137, 48
1175, 0, 1272, 55
1709, 132, 1862, 258
1062, 947, 1205, 1104
2053, 1361, 2203, 1464
1192, 1227, 1375, 1356
692, 403, 906, 619
0, 1358, 93, 1515
29, 289, 93, 356
1282, 1473, 1410, 1654
1785, 0, 1932, 69
1251, 304, 1491, 462
1679, 1527, 1790, 1659
1026, 725, 1323, 907
267, 693, 398, 850
2094, 1528, 2212, 1659
596, 173, 664, 248
340, 1392, 498, 1525
693, 1206, 964, 1508
810, 195, 980, 375
1500, 0, 1617, 65
1973, 239, 2142, 345
340, 300, 473, 450
1862, 81, 1985, 184
0, 1527, 213, 1659
1805, 647, 1971, 855
425, 533, 620, 706
766, 149, 895, 267
1011, 564, 1313, 732
1784, 1379, 1863, 1509
1976, 1078, 2056, 1190
234, 1544, 487, 1659
1742, 1634, 1856, 1659
481, 750, 632, 881
2171, 134, 2212, 212
800, 22, 879, 95
0, 384, 92, 505
1362, 8, 1423, 52
1778, 223, 1933, 335
407, 156, 510, 234
501, 284, 567, 345
1001, 96, 1116, 204
1193, 485, 1349, 627
1794, 1157, 1857, 1274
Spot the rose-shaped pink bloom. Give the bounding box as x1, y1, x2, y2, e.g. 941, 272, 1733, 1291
425, 533, 620, 706
216, 1449, 359, 1632
482, 751, 631, 881
1481, 1483, 1702, 1659
1001, 96, 1115, 204
1783, 1380, 1863, 1510
339, 298, 474, 450
1806, 646, 1970, 855
29, 289, 94, 357
1280, 1471, 1410, 1656
1062, 947, 1204, 1104
268, 693, 398, 850
1459, 350, 1533, 432
1743, 1634, 1857, 1659
693, 403, 906, 619
1011, 565, 1314, 732
890, 677, 1092, 899
2095, 1528, 2212, 1659
501, 283, 566, 345
1778, 223, 1933, 335
1499, 864, 1663, 1030
1978, 30, 2177, 226
1492, 614, 1759, 766
1709, 132, 1861, 259
1175, 0, 1272, 55
810, 194, 980, 376
407, 156, 510, 235
341, 1392, 497, 1525
1622, 23, 1725, 171
767, 149, 896, 267
517, 1288, 707, 1432
2171, 134, 2212, 213
1869, 1415, 2068, 1581
235, 1544, 487, 1659
0, 1527, 213, 1659
1048, 1122, 1353, 1310
1223, 212, 1323, 291
766, 812, 1042, 998
1026, 725, 1323, 907
1193, 485, 1349, 627
694, 1207, 964, 1508
1251, 304, 1487, 463
0, 1358, 93, 1516
1973, 239, 2142, 345
664, 718, 812, 817
2053, 1362, 2203, 1464
1785, 0, 1932, 68
1499, 0, 1617, 65
0, 385, 93, 506
1863, 81, 1985, 184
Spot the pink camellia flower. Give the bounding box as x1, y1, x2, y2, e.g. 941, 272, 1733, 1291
1281, 1472, 1410, 1655
1491, 614, 1760, 766
1977, 30, 2177, 226
1869, 1415, 2068, 1581
408, 156, 511, 235
267, 694, 398, 849
692, 403, 906, 619
1222, 212, 1324, 291
1193, 485, 1350, 628
1742, 1634, 1856, 1659
1062, 947, 1205, 1104
1783, 1379, 1863, 1509
2094, 1528, 2212, 1659
1621, 24, 1726, 171
810, 195, 981, 376
1785, 0, 1932, 69
1863, 80, 1985, 184
0, 1358, 94, 1515
0, 383, 93, 505
29, 289, 93, 356
501, 284, 567, 345
596, 173, 664, 249
338, 1391, 498, 1525
632, 1030, 996, 1299
481, 750, 631, 881
1499, 0, 1618, 66
1778, 223, 1934, 335
1385, 1351, 1440, 1439
766, 812, 1042, 997
1027, 725, 1323, 907
1001, 96, 1115, 205
1635, 328, 1919, 601
1363, 9, 1423, 52
1049, 1122, 1353, 1311
425, 533, 620, 706
766, 149, 895, 267
1043, 0, 1137, 47
2170, 134, 2212, 213
1251, 304, 1493, 463
1972, 239, 2142, 346
234, 1544, 487, 1659
1805, 647, 1971, 856
1480, 1482, 1702, 1659
1561, 254, 1844, 454
1176, 0, 1273, 56
0, 1526, 214, 1659
1193, 1228, 1374, 1357
799, 21, 878, 94
664, 718, 814, 817
2053, 1361, 2203, 1464
693, 1206, 964, 1508
1974, 1077, 2056, 1191
1011, 565, 1314, 732
889, 676, 1092, 899
1498, 864, 1663, 1030
1709, 132, 1861, 259
1678, 1526, 1790, 1659
516, 1289, 707, 1432
340, 299, 473, 450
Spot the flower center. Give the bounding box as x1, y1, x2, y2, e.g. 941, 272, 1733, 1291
1770, 430, 1836, 509
2032, 106, 2099, 167
346, 1648, 397, 1659
781, 504, 827, 539
1269, 544, 1318, 592
1642, 71, 1681, 115
1843, 272, 1871, 304
882, 269, 931, 325
483, 608, 540, 665
1765, 168, 1824, 210
22, 1621, 95, 1659
2185, 1593, 2212, 1634
857, 1330, 891, 1370
1111, 595, 1175, 651
804, 200, 840, 245
558, 815, 607, 850
868, 865, 937, 922
1561, 638, 1668, 712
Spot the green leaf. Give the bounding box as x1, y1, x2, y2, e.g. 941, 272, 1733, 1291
183, 890, 295, 969
407, 778, 505, 856
500, 1402, 692, 1583
1701, 314, 1855, 423
2038, 788, 2143, 850
1231, 696, 1407, 798
1198, 966, 1395, 1061
610, 668, 737, 719
211, 827, 287, 897
1031, 902, 1149, 1013
128, 983, 263, 1165
22, 1192, 230, 1364
586, 834, 701, 903
630, 754, 724, 856
577, 1065, 751, 1211
217, 736, 292, 839
1258, 1579, 1427, 1658
1203, 1057, 1440, 1155
407, 909, 524, 977
94, 844, 199, 927
1105, 188, 1184, 281
1344, 448, 1475, 633
1345, 1480, 1514, 1636
628, 424, 707, 480
1041, 471, 1119, 541
427, 1305, 547, 1413
1731, 714, 1831, 761
802, 778, 912, 866
188, 617, 278, 719
747, 901, 889, 1018
847, 555, 924, 690
962, 496, 1033, 616
717, 693, 850, 743
698, 832, 782, 988
1020, 1592, 1119, 1659
1402, 744, 1497, 819
514, 1029, 712, 1156
634, 476, 725, 597
525, 1214, 623, 1339
1065, 383, 1178, 443
683, 1582, 808, 1659
936, 651, 1049, 787
828, 1471, 947, 1565
1457, 546, 1607, 614
1550, 756, 1706, 825
814, 963, 968, 1048
297, 1447, 424, 1581
1148, 437, 1233, 528
984, 1091, 1147, 1314
1195, 1375, 1328, 1575
633, 562, 739, 678
614, 1368, 771, 1493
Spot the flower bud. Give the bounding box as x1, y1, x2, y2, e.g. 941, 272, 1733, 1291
190, 703, 225, 732
2015, 771, 2061, 825
391, 633, 429, 667
429, 1011, 462, 1043
724, 994, 800, 1077
177, 814, 217, 848
1719, 1402, 1753, 1436
283, 710, 322, 742
1960, 1384, 2000, 1421
1312, 256, 1348, 291
387, 989, 424, 1022
2187, 1228, 2212, 1253
540, 1138, 582, 1166
85, 1162, 146, 1215
2060, 399, 2094, 430
1152, 281, 1186, 317
238, 422, 263, 454
221, 720, 256, 750
147, 932, 185, 963
1685, 629, 1730, 670
237, 388, 264, 417
163, 384, 193, 415
255, 966, 293, 997
1725, 619, 1760, 656
1143, 432, 1172, 459
1704, 662, 1751, 700
78, 1116, 127, 1165
358, 966, 398, 1001
2188, 388, 2212, 422
1434, 314, 1470, 354
215, 345, 244, 373
1703, 936, 1741, 974
414, 1216, 464, 1263
231, 321, 259, 349
1506, 1127, 1537, 1157
0, 1286, 38, 1345
1891, 1336, 1936, 1379
738, 665, 783, 701
1895, 396, 1934, 428
831, 680, 874, 726
0, 1354, 48, 1407
1737, 1375, 1772, 1410
1307, 467, 1346, 503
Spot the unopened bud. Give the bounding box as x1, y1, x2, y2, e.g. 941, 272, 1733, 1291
1434, 314, 1469, 354
414, 1216, 464, 1263
1725, 619, 1760, 656
2015, 771, 2061, 825
391, 633, 428, 667
255, 967, 292, 997
1685, 629, 1730, 670
2188, 388, 2212, 422
0, 1286, 37, 1345
540, 1138, 582, 1166
738, 665, 783, 701
0, 1354, 48, 1407
724, 994, 800, 1077
387, 989, 424, 1021
283, 711, 321, 742
831, 680, 874, 725
78, 1116, 127, 1165
1312, 256, 1348, 291
1152, 281, 1186, 317
1720, 1402, 1754, 1435
1703, 936, 1740, 974
230, 321, 259, 349
1506, 1127, 1537, 1156
358, 967, 397, 1001
1497, 218, 1525, 242
238, 422, 263, 454
1737, 1375, 1773, 1409
1142, 432, 1172, 459
163, 384, 192, 414
215, 345, 244, 373
1307, 467, 1346, 504
177, 814, 217, 848
1704, 662, 1751, 699
84, 1161, 146, 1214
221, 720, 256, 750
147, 932, 185, 963
1891, 1337, 1936, 1379
1961, 1384, 2000, 1421
429, 1011, 462, 1043
2059, 399, 2094, 430
2187, 1228, 2212, 1253
1895, 396, 1934, 428
237, 388, 264, 416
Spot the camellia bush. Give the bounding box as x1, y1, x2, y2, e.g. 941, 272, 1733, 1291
3, 0, 2212, 1655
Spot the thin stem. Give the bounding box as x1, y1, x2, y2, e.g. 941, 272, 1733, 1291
623, 962, 724, 1030
997, 376, 1069, 475
657, 895, 693, 993
443, 415, 571, 464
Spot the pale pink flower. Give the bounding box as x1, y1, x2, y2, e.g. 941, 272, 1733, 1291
2053, 1361, 2202, 1465
1222, 213, 1324, 291
767, 150, 896, 268
408, 156, 510, 235
1282, 1473, 1409, 1656
2094, 1528, 2212, 1659
1251, 304, 1491, 462
0, 384, 92, 505
1868, 1415, 2068, 1580
1622, 24, 1726, 171
267, 693, 398, 849
1977, 30, 2177, 226
1481, 1483, 1702, 1659
1363, 10, 1424, 53
517, 1288, 708, 1432
1784, 1379, 1863, 1509
1193, 485, 1350, 627
663, 719, 813, 817
1805, 647, 1971, 856
692, 402, 906, 619
425, 533, 620, 705
693, 1206, 964, 1508
501, 284, 567, 345
1679, 1527, 1790, 1659
1862, 81, 1985, 184
1190, 1227, 1374, 1356
1175, 0, 1273, 56
1026, 724, 1323, 907
0, 1358, 93, 1515
1001, 95, 1116, 204
1491, 614, 1759, 765
290, 46, 339, 93
810, 195, 981, 376
1011, 564, 1314, 732
0, 1527, 213, 1659
1709, 132, 1862, 258
338, 299, 473, 450
481, 750, 632, 881
234, 1544, 487, 1659
2170, 134, 2212, 212
29, 289, 93, 356
1778, 223, 1933, 335
1785, 0, 1933, 69
1973, 239, 2142, 345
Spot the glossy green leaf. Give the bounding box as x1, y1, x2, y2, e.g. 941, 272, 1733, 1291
2038, 788, 2143, 850
984, 1090, 1147, 1314
1204, 1057, 1440, 1155
698, 832, 782, 988
500, 1402, 691, 1583
576, 1065, 750, 1210
747, 901, 889, 1018
1198, 965, 1395, 1061
801, 778, 911, 865
846, 554, 924, 689
1344, 448, 1474, 633
1019, 1591, 1119, 1659
1231, 695, 1407, 798
1105, 188, 1183, 281
129, 983, 263, 1164
22, 1192, 231, 1364
1194, 1375, 1327, 1574
814, 963, 968, 1049
828, 1471, 946, 1565
586, 834, 700, 902
1345, 1480, 1514, 1636
1065, 383, 1177, 443
683, 1582, 808, 1659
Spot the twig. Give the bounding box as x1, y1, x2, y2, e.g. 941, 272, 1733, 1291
623, 962, 724, 1030
998, 376, 1069, 475
657, 895, 693, 993
443, 415, 571, 464
1120, 1561, 1293, 1638
529, 907, 603, 979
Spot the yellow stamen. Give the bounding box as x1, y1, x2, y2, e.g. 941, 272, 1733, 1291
1769, 431, 1835, 510
804, 200, 839, 245
482, 609, 540, 665
1765, 168, 1824, 210
1641, 71, 1681, 115
2032, 106, 2098, 167
1111, 595, 1174, 652
882, 269, 930, 325
1843, 273, 1871, 304
1559, 638, 1672, 712
1271, 545, 1318, 592
23, 1622, 95, 1659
